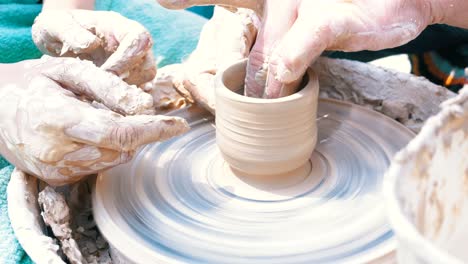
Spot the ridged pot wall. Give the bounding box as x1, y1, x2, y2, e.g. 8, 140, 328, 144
215, 59, 319, 176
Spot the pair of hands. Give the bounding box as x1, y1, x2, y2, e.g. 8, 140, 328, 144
4, 0, 462, 185
0, 10, 187, 185
161, 0, 463, 99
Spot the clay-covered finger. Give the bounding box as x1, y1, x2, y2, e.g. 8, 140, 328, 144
174, 73, 216, 114
95, 13, 153, 78
40, 57, 154, 115
123, 51, 157, 86
264, 63, 302, 98
266, 14, 335, 96
244, 1, 297, 98
65, 10, 155, 81
54, 146, 133, 182
65, 110, 189, 151
32, 11, 101, 56
100, 27, 152, 78
37, 147, 133, 186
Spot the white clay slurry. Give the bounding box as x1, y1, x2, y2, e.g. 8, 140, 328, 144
216, 59, 318, 178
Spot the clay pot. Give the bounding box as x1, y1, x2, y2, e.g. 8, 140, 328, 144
215, 59, 319, 176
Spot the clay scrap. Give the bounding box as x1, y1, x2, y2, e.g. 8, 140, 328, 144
313, 58, 457, 132
38, 186, 87, 264
142, 64, 191, 114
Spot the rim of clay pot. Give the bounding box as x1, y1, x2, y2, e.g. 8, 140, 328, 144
216, 59, 316, 104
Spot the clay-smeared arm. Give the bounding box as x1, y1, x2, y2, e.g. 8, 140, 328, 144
430, 0, 468, 28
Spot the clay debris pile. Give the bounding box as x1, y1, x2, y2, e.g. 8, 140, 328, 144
38, 179, 112, 264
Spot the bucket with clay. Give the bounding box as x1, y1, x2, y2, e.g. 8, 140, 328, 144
384, 86, 468, 264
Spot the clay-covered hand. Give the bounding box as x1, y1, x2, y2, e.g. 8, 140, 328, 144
158, 0, 435, 99
169, 6, 259, 114
244, 0, 437, 98
32, 10, 156, 86
0, 56, 188, 186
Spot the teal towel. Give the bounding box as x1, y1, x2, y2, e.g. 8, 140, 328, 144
0, 0, 206, 262
0, 0, 207, 65
0, 1, 43, 63
95, 0, 207, 67
187, 6, 214, 19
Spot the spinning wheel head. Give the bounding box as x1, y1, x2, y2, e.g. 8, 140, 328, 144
94, 94, 413, 263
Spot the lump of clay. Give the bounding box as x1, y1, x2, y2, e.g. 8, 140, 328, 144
142, 64, 191, 114
38, 186, 87, 264
313, 58, 456, 132
9, 169, 113, 264
36, 176, 113, 264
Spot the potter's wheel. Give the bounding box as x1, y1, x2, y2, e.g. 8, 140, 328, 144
93, 99, 414, 263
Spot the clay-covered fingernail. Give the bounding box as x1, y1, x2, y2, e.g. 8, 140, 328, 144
274, 60, 295, 83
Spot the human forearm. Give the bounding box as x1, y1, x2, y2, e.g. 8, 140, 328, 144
430, 0, 468, 28
42, 0, 95, 10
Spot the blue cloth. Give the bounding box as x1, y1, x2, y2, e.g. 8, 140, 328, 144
0, 1, 207, 263
0, 0, 208, 66
0, 0, 43, 63
95, 0, 208, 67
187, 6, 214, 19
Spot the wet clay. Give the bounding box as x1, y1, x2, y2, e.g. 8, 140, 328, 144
215, 59, 319, 178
